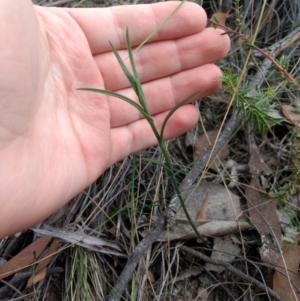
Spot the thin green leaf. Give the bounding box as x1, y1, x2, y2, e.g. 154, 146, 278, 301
126, 29, 138, 82
211, 16, 220, 23
109, 41, 137, 92
131, 274, 136, 301
221, 31, 232, 35
133, 0, 186, 53
77, 88, 145, 114
141, 158, 173, 173
160, 89, 202, 137
126, 29, 148, 110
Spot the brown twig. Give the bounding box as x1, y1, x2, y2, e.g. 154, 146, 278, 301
181, 245, 284, 301
208, 19, 297, 83
248, 43, 295, 82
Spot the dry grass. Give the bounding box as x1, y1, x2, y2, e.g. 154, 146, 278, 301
1, 0, 300, 300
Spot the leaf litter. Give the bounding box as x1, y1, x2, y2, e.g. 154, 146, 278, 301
0, 235, 52, 280
141, 183, 252, 241
245, 142, 282, 265
273, 244, 300, 301
2, 1, 300, 300
193, 130, 230, 171
26, 238, 59, 288
204, 236, 240, 273
32, 225, 124, 256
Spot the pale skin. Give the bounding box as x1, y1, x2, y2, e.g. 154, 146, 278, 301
0, 1, 230, 238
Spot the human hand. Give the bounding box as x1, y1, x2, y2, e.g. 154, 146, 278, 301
0, 1, 230, 237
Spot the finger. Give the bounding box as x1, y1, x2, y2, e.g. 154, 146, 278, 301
110, 104, 199, 164
108, 63, 222, 127
64, 2, 207, 53
96, 27, 230, 91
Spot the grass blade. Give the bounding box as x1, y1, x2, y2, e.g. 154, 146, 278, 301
109, 41, 137, 92
141, 158, 173, 173
160, 89, 202, 137
126, 29, 148, 110
133, 0, 186, 53
78, 88, 145, 114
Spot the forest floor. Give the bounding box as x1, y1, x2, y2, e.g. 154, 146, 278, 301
1, 0, 300, 300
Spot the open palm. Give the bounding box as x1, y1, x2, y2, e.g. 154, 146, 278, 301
0, 1, 230, 237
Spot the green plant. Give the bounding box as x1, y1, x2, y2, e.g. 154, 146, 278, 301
221, 69, 283, 137
65, 247, 105, 301
79, 29, 204, 238
270, 130, 300, 230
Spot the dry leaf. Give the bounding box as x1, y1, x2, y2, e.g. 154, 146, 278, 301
141, 183, 251, 241
0, 236, 52, 280
209, 10, 231, 29
193, 221, 252, 238
282, 104, 300, 129
196, 193, 209, 221
281, 105, 300, 164
273, 245, 300, 301
245, 143, 281, 265
193, 130, 230, 171
27, 268, 47, 288
205, 237, 240, 273
174, 267, 203, 282
141, 220, 252, 241
177, 183, 240, 223
32, 225, 124, 256
197, 287, 209, 300
277, 208, 300, 240
26, 239, 59, 287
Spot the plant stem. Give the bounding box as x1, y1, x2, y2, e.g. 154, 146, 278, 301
157, 138, 204, 239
